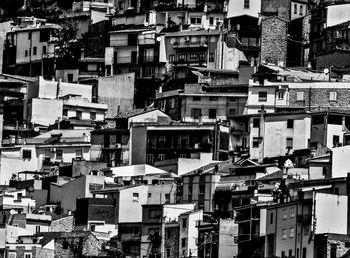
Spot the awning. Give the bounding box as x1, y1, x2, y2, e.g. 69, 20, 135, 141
215, 182, 236, 192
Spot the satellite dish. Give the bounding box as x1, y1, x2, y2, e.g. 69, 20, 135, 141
156, 36, 162, 42
34, 127, 40, 132
10, 209, 16, 215
324, 68, 329, 74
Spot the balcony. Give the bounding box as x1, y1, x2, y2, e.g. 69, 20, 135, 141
139, 55, 159, 64
114, 56, 138, 65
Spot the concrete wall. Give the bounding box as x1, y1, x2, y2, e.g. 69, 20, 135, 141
29, 98, 63, 126
35, 76, 92, 101
219, 219, 238, 258
118, 185, 148, 223
61, 175, 105, 213
326, 4, 350, 27
228, 0, 261, 18
72, 160, 107, 177
0, 146, 39, 185
315, 193, 347, 234
55, 69, 79, 83
97, 74, 135, 118
128, 110, 169, 129
332, 145, 350, 178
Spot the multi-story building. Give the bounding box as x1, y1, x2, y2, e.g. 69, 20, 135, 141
309, 3, 350, 69
130, 122, 230, 165
230, 111, 350, 162
155, 82, 247, 122
3, 17, 60, 77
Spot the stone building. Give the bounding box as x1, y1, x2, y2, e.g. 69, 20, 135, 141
260, 16, 288, 67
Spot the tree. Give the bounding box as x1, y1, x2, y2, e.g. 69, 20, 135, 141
54, 19, 82, 69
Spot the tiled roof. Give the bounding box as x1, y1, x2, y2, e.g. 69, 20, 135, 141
114, 108, 160, 119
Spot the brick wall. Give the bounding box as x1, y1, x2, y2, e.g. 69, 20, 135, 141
51, 215, 74, 232
289, 87, 350, 110
261, 17, 288, 66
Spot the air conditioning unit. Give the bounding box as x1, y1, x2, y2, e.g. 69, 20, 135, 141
50, 148, 56, 152
115, 143, 122, 149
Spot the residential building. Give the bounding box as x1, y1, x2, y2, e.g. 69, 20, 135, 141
178, 210, 203, 257
0, 189, 35, 213
155, 82, 247, 122
130, 122, 230, 165
0, 129, 92, 184
3, 17, 61, 77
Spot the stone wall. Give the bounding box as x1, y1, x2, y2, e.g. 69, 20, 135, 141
51, 215, 74, 232
261, 17, 288, 66
289, 87, 350, 110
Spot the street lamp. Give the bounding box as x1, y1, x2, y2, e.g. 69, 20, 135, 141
324, 66, 334, 82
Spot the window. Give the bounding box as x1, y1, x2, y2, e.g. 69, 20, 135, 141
149, 209, 161, 218
258, 91, 267, 102
209, 53, 215, 62
209, 17, 214, 25
253, 118, 260, 127
131, 51, 137, 63
270, 212, 273, 224
90, 224, 96, 231
229, 97, 236, 102
330, 91, 337, 101
294, 3, 297, 14
36, 225, 40, 233
128, 34, 138, 46
252, 137, 259, 148
8, 253, 16, 258
24, 254, 32, 258
56, 150, 63, 160
76, 110, 82, 119
133, 193, 139, 202
193, 96, 201, 101
209, 109, 217, 119
90, 112, 96, 120
25, 50, 28, 57
33, 46, 37, 55
281, 251, 285, 258
333, 135, 340, 146
209, 96, 218, 101
287, 119, 294, 128
182, 218, 187, 228
166, 249, 171, 258
42, 45, 47, 54
290, 227, 295, 238
67, 73, 73, 82
190, 17, 201, 24
169, 55, 175, 63
229, 109, 236, 117
290, 207, 295, 218
178, 54, 187, 62
158, 154, 165, 161
278, 91, 284, 99
302, 248, 306, 258
190, 53, 198, 59
63, 241, 69, 249
179, 153, 187, 158
28, 32, 32, 40
286, 138, 293, 149
75, 149, 82, 159
23, 150, 32, 159
170, 98, 176, 109
304, 225, 310, 235
282, 228, 287, 239
282, 209, 287, 220
192, 108, 202, 119
297, 91, 304, 101
244, 0, 250, 8
146, 154, 154, 164
299, 5, 303, 15
181, 238, 186, 248
165, 193, 170, 203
